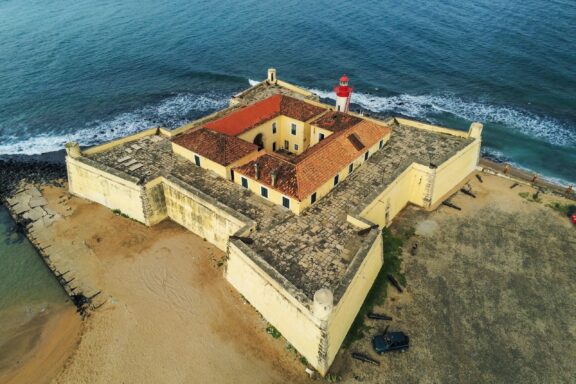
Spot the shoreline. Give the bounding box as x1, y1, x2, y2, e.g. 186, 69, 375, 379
0, 304, 82, 384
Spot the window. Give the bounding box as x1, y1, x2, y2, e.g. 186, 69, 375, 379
261, 186, 268, 198
291, 123, 297, 135
379, 139, 384, 149
194, 155, 201, 166
272, 122, 277, 134
348, 163, 354, 174
272, 142, 276, 151
241, 177, 248, 188
282, 196, 290, 209
294, 144, 299, 151
311, 192, 317, 204
319, 133, 325, 141
364, 151, 369, 161
334, 174, 339, 186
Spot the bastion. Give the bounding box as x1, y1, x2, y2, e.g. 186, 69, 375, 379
64, 70, 482, 375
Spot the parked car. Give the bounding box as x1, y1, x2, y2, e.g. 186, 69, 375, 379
372, 326, 409, 354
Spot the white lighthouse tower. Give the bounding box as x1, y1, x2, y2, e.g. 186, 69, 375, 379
334, 75, 353, 112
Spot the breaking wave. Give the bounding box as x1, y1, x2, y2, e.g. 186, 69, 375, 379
0, 92, 229, 155
308, 88, 575, 148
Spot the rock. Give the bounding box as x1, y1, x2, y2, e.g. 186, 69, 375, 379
11, 202, 29, 215
26, 187, 42, 197
23, 207, 46, 222
29, 196, 48, 208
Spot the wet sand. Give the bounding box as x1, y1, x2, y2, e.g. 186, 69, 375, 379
0, 304, 81, 384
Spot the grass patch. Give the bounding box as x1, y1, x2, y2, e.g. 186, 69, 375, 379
546, 202, 576, 217
111, 209, 130, 218
326, 373, 342, 382
518, 191, 542, 203
266, 324, 282, 339
342, 227, 409, 347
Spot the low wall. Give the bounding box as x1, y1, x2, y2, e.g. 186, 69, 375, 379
226, 228, 383, 376
163, 176, 252, 251
82, 128, 159, 156
142, 177, 168, 226
66, 156, 148, 223
327, 229, 383, 369
430, 138, 481, 205
356, 137, 481, 228
226, 240, 324, 371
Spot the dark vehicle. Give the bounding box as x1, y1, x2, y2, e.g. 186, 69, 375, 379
372, 325, 409, 354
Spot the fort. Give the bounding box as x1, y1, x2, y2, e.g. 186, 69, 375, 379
63, 69, 482, 375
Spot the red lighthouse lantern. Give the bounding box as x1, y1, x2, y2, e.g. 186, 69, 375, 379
334, 75, 353, 112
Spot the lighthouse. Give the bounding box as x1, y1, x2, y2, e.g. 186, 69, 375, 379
334, 75, 353, 112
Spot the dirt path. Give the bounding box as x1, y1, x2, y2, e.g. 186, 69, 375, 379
20, 187, 309, 384
338, 173, 576, 383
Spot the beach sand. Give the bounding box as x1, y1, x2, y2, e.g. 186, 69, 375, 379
0, 304, 81, 384
21, 187, 308, 384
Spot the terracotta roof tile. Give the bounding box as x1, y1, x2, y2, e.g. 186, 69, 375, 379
311, 111, 362, 132
279, 95, 326, 122
234, 120, 391, 200
205, 94, 326, 136
172, 128, 258, 166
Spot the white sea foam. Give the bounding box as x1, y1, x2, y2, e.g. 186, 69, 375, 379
0, 93, 229, 155
248, 78, 260, 87
308, 88, 575, 148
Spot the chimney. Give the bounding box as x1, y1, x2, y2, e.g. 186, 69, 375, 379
270, 170, 278, 187
254, 162, 260, 180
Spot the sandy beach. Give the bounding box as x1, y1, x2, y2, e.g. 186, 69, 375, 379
0, 304, 81, 384
21, 186, 309, 384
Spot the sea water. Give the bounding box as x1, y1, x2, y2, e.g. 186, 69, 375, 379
0, 0, 574, 184
0, 206, 69, 359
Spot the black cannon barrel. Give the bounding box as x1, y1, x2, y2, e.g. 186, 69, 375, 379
442, 201, 462, 211
351, 353, 380, 366
460, 188, 476, 198
387, 274, 404, 293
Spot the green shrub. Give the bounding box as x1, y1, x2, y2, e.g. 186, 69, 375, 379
266, 324, 281, 339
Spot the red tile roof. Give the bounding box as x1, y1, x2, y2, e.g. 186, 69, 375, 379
234, 120, 391, 200
205, 94, 326, 136
172, 128, 258, 166
311, 111, 362, 132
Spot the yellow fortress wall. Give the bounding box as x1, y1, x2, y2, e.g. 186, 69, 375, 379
163, 176, 252, 251
66, 155, 149, 224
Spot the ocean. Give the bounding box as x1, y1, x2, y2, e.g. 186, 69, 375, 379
0, 0, 574, 361
0, 0, 574, 184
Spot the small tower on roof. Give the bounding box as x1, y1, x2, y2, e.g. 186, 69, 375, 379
334, 75, 353, 112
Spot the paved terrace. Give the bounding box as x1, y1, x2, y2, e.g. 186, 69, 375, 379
88, 122, 471, 303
